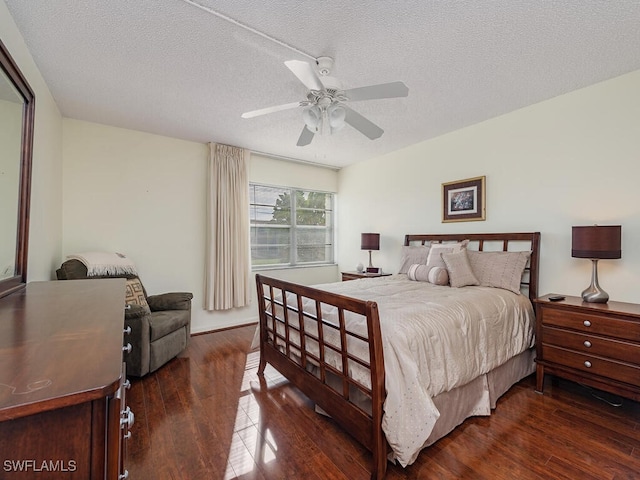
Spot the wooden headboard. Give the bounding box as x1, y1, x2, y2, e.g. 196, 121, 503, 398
404, 232, 541, 303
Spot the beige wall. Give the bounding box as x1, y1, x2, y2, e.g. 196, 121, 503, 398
1, 3, 64, 282
338, 70, 640, 303
62, 120, 339, 333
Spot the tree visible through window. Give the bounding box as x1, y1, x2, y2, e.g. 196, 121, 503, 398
250, 184, 334, 267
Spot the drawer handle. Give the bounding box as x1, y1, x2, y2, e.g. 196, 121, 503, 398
123, 326, 131, 335
121, 406, 135, 428
583, 341, 592, 348
583, 320, 591, 327
123, 431, 132, 440
584, 361, 592, 368
123, 343, 132, 354
119, 470, 129, 480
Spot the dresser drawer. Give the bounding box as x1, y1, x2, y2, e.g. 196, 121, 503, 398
542, 344, 640, 386
542, 326, 640, 365
541, 307, 640, 342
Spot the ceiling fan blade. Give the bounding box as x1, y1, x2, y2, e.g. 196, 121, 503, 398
343, 105, 384, 140
343, 81, 409, 102
285, 60, 324, 91
241, 101, 302, 119
296, 126, 315, 146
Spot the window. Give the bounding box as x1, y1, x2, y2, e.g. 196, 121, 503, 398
250, 183, 334, 268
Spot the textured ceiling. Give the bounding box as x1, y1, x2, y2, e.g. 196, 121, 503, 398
5, 0, 640, 168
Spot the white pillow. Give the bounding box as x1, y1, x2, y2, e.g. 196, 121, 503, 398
466, 250, 531, 294
441, 250, 480, 288
407, 264, 449, 285
398, 245, 431, 274
425, 240, 469, 270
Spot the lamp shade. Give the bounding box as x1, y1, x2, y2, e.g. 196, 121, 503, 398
327, 104, 346, 130
302, 105, 322, 130
361, 233, 380, 251
572, 225, 621, 259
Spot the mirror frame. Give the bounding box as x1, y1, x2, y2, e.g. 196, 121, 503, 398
0, 38, 35, 298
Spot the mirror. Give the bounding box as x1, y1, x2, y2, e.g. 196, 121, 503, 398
0, 38, 34, 298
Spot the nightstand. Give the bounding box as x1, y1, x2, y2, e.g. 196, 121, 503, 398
534, 294, 640, 402
341, 271, 392, 281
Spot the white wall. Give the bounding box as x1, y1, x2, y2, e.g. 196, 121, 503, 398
1, 3, 64, 282
338, 70, 640, 304
62, 121, 339, 333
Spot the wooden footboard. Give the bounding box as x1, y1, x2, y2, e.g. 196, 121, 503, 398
255, 274, 387, 480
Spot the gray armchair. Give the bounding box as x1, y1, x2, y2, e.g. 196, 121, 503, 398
56, 259, 193, 377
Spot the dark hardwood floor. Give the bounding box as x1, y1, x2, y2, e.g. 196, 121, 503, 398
126, 324, 640, 479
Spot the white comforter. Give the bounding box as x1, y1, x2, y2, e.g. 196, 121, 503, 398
302, 275, 535, 466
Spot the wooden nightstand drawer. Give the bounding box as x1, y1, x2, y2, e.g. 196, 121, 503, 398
542, 326, 640, 364
342, 272, 365, 281
341, 271, 391, 281
534, 294, 640, 402
541, 308, 640, 342
542, 344, 640, 386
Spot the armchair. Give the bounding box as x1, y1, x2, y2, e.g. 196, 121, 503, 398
56, 259, 193, 377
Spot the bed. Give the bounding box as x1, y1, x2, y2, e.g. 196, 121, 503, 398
255, 232, 540, 479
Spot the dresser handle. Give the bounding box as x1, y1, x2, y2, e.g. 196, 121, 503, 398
119, 470, 129, 480
584, 361, 592, 368
123, 326, 131, 335
583, 320, 591, 327
121, 406, 135, 428
122, 343, 132, 354
583, 341, 592, 348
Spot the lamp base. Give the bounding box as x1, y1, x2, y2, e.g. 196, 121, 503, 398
581, 259, 609, 303
581, 286, 609, 303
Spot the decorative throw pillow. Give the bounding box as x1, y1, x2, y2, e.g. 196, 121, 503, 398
398, 245, 431, 274
125, 277, 151, 313
407, 264, 449, 285
466, 250, 531, 294
425, 240, 469, 270
441, 250, 479, 288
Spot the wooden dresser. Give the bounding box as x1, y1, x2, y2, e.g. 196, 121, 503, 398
534, 294, 640, 402
0, 279, 131, 479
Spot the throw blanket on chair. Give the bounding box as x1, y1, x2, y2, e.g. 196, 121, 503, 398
67, 252, 138, 277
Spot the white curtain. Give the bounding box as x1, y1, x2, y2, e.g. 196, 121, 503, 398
205, 143, 251, 310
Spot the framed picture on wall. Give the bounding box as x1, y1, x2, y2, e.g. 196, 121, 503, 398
442, 176, 486, 222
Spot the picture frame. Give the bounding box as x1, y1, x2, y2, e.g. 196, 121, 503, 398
442, 176, 486, 223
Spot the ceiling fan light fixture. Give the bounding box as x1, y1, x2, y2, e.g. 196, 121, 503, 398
302, 105, 322, 131
327, 104, 346, 130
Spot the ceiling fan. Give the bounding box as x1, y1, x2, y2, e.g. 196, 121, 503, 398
241, 57, 409, 146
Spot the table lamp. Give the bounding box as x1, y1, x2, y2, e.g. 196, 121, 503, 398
361, 233, 380, 273
571, 225, 621, 303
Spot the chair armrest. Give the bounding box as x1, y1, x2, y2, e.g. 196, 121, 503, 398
147, 292, 193, 311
